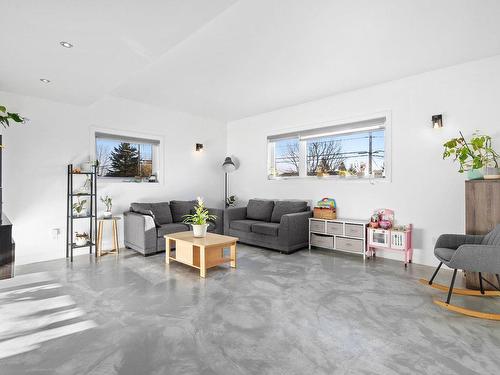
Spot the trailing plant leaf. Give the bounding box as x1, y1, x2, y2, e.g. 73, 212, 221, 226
0, 104, 25, 130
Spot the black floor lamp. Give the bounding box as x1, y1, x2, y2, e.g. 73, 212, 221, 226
222, 157, 236, 208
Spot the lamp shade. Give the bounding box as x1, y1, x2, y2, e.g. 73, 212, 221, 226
222, 157, 236, 173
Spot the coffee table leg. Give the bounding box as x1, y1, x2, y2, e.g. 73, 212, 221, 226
230, 243, 237, 268
200, 246, 206, 278
166, 238, 172, 264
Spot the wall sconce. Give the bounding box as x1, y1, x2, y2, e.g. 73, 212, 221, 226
432, 114, 443, 129
195, 143, 204, 152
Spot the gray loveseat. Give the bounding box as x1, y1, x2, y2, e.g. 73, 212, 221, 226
225, 199, 312, 254
124, 200, 223, 255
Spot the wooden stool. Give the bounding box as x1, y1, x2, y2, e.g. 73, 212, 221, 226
97, 217, 120, 257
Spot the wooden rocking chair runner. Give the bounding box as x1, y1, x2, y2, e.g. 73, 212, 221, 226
420, 224, 500, 320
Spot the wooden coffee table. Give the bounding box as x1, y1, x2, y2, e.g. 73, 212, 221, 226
164, 232, 238, 278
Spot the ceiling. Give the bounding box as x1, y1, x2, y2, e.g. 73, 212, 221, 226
2, 0, 500, 121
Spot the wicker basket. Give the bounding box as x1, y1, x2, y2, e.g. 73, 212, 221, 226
313, 207, 337, 220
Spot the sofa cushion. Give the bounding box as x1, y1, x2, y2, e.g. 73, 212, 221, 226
170, 200, 197, 223
130, 203, 157, 224
246, 199, 275, 222
150, 202, 173, 225
230, 219, 262, 232
251, 222, 280, 236
130, 202, 153, 215
271, 201, 308, 223
157, 223, 190, 238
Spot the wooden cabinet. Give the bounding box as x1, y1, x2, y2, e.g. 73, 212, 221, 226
465, 180, 500, 289
466, 180, 500, 235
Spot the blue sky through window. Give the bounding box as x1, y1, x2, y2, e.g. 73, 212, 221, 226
272, 129, 385, 177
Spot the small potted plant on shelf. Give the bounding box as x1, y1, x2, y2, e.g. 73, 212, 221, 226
443, 131, 500, 180
75, 232, 89, 246
72, 198, 87, 217
183, 197, 217, 238
100, 195, 113, 219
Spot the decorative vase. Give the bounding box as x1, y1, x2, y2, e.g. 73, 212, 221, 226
75, 237, 88, 246
484, 167, 500, 180
103, 211, 112, 219
467, 168, 484, 180
192, 224, 209, 238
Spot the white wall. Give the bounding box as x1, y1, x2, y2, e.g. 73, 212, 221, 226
1, 92, 227, 265
227, 55, 500, 267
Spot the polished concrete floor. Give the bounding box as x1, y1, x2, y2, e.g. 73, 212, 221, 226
1, 245, 500, 375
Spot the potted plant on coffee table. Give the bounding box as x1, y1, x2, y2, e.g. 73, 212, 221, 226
183, 197, 217, 238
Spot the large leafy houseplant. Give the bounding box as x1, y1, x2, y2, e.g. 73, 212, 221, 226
443, 131, 499, 175
183, 197, 217, 238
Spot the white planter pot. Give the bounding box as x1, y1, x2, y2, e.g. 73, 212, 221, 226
75, 237, 88, 246
192, 224, 209, 238
103, 211, 112, 219
484, 167, 500, 180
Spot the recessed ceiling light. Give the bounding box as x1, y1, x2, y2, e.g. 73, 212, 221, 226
40, 78, 51, 83
60, 41, 73, 48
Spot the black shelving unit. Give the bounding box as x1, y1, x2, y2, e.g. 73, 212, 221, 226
66, 164, 97, 261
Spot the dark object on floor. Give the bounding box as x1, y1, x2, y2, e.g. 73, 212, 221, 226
0, 213, 14, 279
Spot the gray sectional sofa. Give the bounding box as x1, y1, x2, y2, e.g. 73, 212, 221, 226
225, 199, 312, 254
124, 200, 223, 255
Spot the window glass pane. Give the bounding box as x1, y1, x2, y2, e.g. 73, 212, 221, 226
306, 129, 385, 177
96, 138, 156, 179
272, 138, 300, 177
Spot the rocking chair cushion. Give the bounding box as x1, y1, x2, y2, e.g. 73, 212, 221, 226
448, 244, 500, 274
434, 247, 455, 262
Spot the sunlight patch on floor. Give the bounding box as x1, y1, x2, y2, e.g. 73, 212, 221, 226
0, 272, 97, 359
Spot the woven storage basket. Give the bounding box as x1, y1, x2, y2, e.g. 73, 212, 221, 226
313, 207, 337, 220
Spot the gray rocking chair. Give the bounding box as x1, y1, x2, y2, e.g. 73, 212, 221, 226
420, 224, 500, 320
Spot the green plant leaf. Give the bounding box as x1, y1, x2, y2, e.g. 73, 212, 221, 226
8, 113, 23, 123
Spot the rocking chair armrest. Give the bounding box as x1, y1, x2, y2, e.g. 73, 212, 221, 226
435, 234, 484, 250
449, 245, 500, 274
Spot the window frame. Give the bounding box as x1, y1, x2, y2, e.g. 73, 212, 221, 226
89, 127, 164, 184
266, 112, 392, 182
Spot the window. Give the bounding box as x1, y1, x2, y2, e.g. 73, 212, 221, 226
267, 116, 388, 180
94, 131, 161, 182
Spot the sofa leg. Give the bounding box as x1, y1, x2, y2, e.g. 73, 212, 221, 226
446, 269, 458, 304
429, 262, 443, 285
